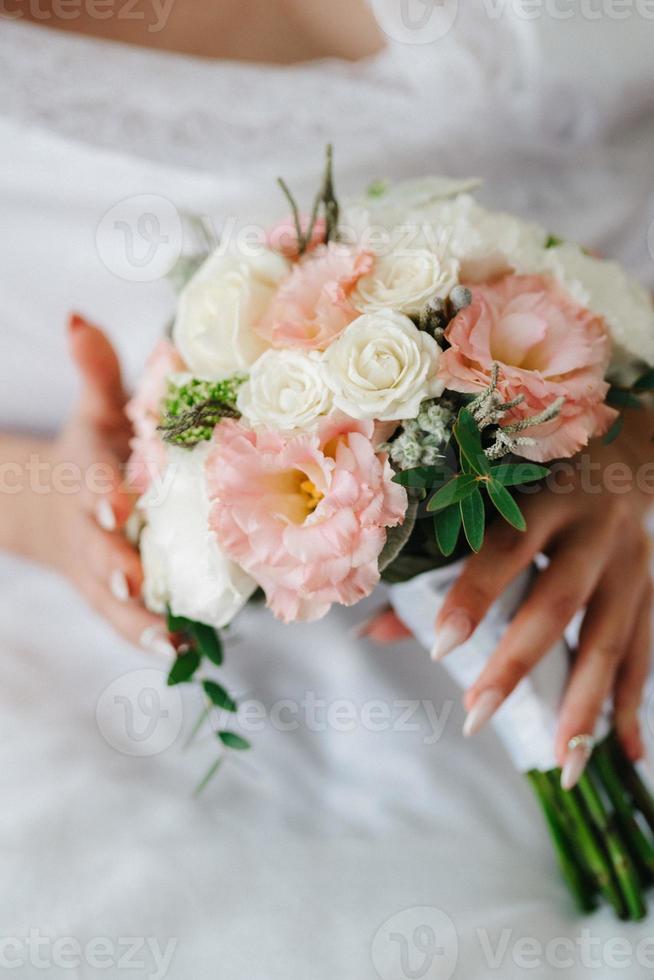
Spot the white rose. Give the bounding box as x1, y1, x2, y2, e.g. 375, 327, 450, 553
140, 443, 256, 628
237, 349, 332, 431
173, 246, 290, 380
425, 195, 548, 282
543, 242, 654, 372
325, 310, 444, 421
352, 247, 459, 315
341, 175, 482, 241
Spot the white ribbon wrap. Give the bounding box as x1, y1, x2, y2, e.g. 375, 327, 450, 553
389, 562, 609, 773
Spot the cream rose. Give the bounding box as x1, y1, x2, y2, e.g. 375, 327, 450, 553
237, 349, 333, 431
173, 246, 290, 380
139, 443, 256, 628
543, 242, 654, 372
352, 247, 459, 315
325, 310, 444, 421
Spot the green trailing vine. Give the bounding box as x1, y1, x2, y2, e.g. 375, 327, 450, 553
166, 609, 250, 795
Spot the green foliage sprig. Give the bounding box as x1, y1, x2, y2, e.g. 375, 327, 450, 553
159, 375, 245, 447
393, 408, 548, 557
276, 143, 340, 255
604, 367, 654, 444
166, 609, 250, 794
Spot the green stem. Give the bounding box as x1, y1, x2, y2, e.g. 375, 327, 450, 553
577, 769, 646, 921
527, 770, 596, 913
551, 772, 624, 916
592, 741, 654, 881
193, 757, 224, 797
609, 734, 654, 836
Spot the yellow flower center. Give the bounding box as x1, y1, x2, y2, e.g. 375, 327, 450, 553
299, 478, 324, 513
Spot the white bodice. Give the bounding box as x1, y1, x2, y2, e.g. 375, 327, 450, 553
2, 10, 654, 431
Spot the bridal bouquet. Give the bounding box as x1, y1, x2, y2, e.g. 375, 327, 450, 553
128, 148, 654, 917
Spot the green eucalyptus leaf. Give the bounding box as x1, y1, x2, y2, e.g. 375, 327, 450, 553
191, 623, 224, 667
203, 680, 237, 713
487, 479, 526, 532
453, 409, 491, 475
545, 234, 565, 248
218, 731, 251, 751
166, 608, 192, 634
427, 474, 478, 512
634, 369, 654, 391
461, 489, 485, 552
167, 649, 201, 686
392, 465, 451, 490
603, 414, 624, 445
607, 387, 642, 410
490, 463, 549, 487
434, 504, 462, 557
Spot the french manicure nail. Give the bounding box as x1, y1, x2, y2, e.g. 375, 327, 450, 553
110, 569, 130, 602
431, 611, 472, 661
140, 626, 176, 659
561, 734, 594, 791
463, 688, 503, 737
96, 498, 116, 532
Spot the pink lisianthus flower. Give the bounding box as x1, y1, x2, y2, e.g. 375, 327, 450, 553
438, 274, 617, 461
205, 415, 407, 623
126, 339, 185, 493
266, 213, 327, 259
256, 243, 373, 351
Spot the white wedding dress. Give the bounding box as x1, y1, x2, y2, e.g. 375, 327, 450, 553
2, 9, 654, 979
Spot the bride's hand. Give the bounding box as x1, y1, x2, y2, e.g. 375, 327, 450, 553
366, 419, 654, 767
38, 315, 168, 654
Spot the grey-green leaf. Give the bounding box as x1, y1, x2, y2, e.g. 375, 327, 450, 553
203, 680, 237, 712
378, 499, 418, 572
427, 474, 478, 512
487, 479, 526, 532
461, 489, 485, 552
218, 731, 251, 751
434, 505, 462, 557
167, 650, 201, 686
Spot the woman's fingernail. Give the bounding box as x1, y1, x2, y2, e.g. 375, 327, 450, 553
140, 626, 175, 659
431, 611, 472, 661
68, 312, 87, 332
96, 498, 116, 532
463, 688, 503, 737
110, 569, 130, 602
561, 734, 595, 791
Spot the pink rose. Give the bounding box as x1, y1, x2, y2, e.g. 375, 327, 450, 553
266, 214, 327, 259
256, 243, 373, 351
206, 415, 407, 623
438, 274, 617, 461
126, 339, 185, 493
